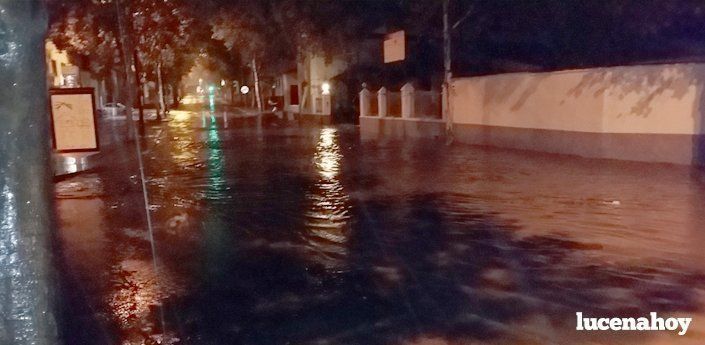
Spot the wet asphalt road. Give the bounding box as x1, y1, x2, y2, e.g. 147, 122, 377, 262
54, 108, 705, 345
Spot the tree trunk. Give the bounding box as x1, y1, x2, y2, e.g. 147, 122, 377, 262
158, 63, 168, 115
113, 26, 130, 117
252, 58, 263, 112
99, 78, 106, 109
156, 60, 164, 120
110, 69, 118, 103
172, 81, 180, 108
0, 2, 58, 344
133, 50, 145, 126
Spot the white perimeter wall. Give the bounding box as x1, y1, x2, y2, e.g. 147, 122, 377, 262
451, 63, 705, 135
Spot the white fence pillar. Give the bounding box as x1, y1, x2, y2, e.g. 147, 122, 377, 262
359, 88, 371, 117
377, 87, 387, 117
401, 82, 415, 118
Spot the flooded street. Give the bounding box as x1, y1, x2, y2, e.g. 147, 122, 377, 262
55, 110, 705, 345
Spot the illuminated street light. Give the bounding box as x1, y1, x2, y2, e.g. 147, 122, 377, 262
321, 82, 331, 95
240, 85, 250, 94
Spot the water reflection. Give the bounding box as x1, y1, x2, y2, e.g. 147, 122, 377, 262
55, 144, 185, 344
107, 259, 182, 345
205, 119, 227, 201
167, 110, 198, 169
315, 128, 341, 180
54, 116, 705, 345
303, 128, 351, 270
108, 259, 176, 333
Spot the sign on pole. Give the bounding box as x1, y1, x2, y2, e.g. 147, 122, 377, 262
49, 88, 99, 152
384, 30, 406, 63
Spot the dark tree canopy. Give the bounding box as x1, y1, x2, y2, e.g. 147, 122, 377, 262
47, 0, 705, 90
452, 0, 705, 76
48, 0, 122, 80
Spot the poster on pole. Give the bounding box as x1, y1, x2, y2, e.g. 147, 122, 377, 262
49, 88, 99, 152
384, 30, 406, 63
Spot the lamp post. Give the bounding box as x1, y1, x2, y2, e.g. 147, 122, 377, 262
443, 0, 453, 139
443, 1, 475, 141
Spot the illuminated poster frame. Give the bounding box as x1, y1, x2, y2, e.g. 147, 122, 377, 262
49, 87, 100, 152
384, 30, 406, 63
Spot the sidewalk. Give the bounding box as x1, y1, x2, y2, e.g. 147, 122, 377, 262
52, 116, 156, 344
53, 116, 134, 177
53, 108, 181, 177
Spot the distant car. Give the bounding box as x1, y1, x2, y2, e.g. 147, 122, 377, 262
101, 102, 126, 117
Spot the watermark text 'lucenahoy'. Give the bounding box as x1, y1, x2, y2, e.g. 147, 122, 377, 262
576, 312, 692, 336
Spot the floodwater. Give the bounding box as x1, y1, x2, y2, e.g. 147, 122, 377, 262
55, 109, 705, 345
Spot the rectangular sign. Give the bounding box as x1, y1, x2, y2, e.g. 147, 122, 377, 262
49, 88, 99, 152
384, 30, 405, 63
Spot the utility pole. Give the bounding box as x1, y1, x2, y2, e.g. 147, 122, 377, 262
443, 0, 453, 140
0, 1, 58, 343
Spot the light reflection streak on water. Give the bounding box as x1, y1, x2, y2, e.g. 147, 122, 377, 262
108, 259, 182, 345
109, 260, 161, 329
303, 128, 351, 269
0, 183, 20, 302
206, 113, 227, 200
208, 93, 216, 113
157, 110, 201, 210
202, 108, 234, 287
168, 111, 198, 170
171, 110, 191, 122
1, 184, 17, 254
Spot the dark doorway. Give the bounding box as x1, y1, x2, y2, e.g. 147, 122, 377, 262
289, 85, 299, 105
